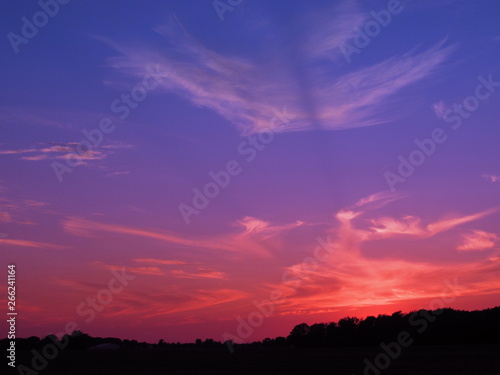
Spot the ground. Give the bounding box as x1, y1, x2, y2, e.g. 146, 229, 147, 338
11, 344, 500, 375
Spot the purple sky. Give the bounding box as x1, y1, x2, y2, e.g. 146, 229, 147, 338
1, 0, 500, 343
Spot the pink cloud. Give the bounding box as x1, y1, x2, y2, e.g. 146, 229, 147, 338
22, 154, 49, 161
370, 215, 425, 237
457, 230, 498, 251
237, 216, 303, 237
369, 208, 498, 239
133, 258, 187, 265
0, 239, 67, 250
62, 216, 290, 257
139, 289, 249, 319
482, 174, 500, 183
22, 200, 48, 207
93, 261, 163, 276
170, 268, 226, 279
0, 211, 12, 222
352, 191, 404, 209
265, 195, 500, 316
432, 101, 448, 119
62, 216, 201, 248
0, 148, 37, 154
0, 141, 131, 166
56, 150, 106, 161
427, 209, 498, 235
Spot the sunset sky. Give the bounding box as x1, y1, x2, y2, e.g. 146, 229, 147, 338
1, 0, 500, 344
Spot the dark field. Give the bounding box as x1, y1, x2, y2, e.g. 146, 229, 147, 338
12, 344, 500, 375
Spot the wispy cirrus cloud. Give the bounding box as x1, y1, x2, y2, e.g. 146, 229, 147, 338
102, 7, 454, 135
62, 216, 202, 246
0, 148, 38, 155
93, 259, 226, 279
133, 258, 227, 279
0, 211, 12, 223
300, 2, 367, 61
310, 39, 455, 129
170, 268, 226, 280
93, 261, 163, 275
0, 196, 49, 226
61, 215, 295, 257
370, 208, 498, 239
138, 288, 249, 320
22, 200, 48, 207
133, 258, 187, 266
0, 142, 105, 164
0, 141, 133, 169
21, 154, 49, 161
370, 215, 425, 237
53, 273, 246, 325
352, 191, 405, 209
427, 209, 498, 235
0, 238, 67, 250
237, 216, 303, 237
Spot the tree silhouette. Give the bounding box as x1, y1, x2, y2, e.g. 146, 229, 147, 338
2, 306, 499, 353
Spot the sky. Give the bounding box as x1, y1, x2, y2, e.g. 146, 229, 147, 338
1, 0, 500, 344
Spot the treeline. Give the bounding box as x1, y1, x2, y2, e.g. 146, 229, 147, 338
2, 332, 154, 351
3, 307, 500, 351
283, 306, 500, 347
